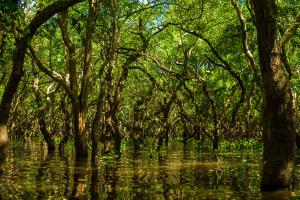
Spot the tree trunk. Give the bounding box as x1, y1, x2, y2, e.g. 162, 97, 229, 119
32, 74, 56, 153
59, 94, 71, 154
260, 49, 295, 191
0, 40, 26, 162
73, 103, 88, 157
91, 86, 104, 161
252, 0, 296, 191
84, 0, 98, 162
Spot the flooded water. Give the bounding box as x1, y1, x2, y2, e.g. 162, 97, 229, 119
0, 140, 299, 199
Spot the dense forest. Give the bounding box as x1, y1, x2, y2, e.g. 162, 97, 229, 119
0, 0, 300, 197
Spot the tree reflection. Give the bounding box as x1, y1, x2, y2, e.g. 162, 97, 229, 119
59, 149, 71, 197
35, 153, 53, 199
90, 158, 100, 200
262, 191, 292, 200
2, 141, 297, 199
103, 163, 118, 199
71, 158, 88, 199
158, 154, 171, 199
131, 158, 144, 199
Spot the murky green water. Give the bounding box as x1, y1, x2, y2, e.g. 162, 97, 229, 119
0, 141, 299, 199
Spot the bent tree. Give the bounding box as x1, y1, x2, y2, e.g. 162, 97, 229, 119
252, 0, 300, 191
0, 0, 83, 163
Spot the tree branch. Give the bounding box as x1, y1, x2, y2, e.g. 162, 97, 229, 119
277, 16, 300, 50
29, 46, 73, 96
231, 0, 260, 76
0, 0, 83, 123
25, 0, 84, 41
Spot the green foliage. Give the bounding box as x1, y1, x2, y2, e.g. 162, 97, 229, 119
192, 139, 212, 152
0, 0, 298, 176
121, 139, 134, 151
219, 139, 262, 153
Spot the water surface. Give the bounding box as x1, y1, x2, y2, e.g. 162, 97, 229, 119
0, 141, 299, 199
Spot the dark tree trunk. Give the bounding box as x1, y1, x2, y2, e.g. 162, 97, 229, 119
164, 124, 170, 148
260, 50, 295, 191
212, 135, 219, 150
252, 0, 297, 191
296, 134, 300, 149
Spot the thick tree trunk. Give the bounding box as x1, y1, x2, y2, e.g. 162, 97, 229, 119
252, 0, 296, 191
260, 51, 295, 191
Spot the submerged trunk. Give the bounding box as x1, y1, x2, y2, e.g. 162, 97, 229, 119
253, 0, 297, 191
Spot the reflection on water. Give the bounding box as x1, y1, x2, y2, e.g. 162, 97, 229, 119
0, 141, 299, 199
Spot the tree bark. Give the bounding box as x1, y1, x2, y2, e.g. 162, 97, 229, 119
252, 0, 299, 191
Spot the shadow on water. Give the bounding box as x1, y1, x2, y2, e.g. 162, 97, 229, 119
1, 141, 300, 199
